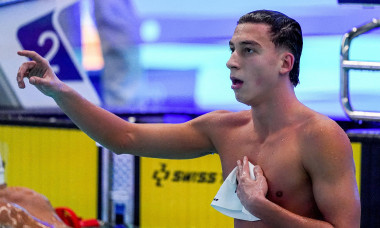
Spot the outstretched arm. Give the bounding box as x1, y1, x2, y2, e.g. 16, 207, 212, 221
17, 50, 214, 158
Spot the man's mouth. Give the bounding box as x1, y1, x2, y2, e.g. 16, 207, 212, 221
231, 77, 244, 89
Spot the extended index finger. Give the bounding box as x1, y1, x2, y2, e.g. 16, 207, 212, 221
17, 50, 45, 63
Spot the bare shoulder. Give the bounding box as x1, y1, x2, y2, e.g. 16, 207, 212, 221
190, 109, 252, 127
300, 111, 350, 148
299, 110, 354, 171
185, 109, 252, 148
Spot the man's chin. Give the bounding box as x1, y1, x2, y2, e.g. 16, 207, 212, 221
235, 96, 250, 107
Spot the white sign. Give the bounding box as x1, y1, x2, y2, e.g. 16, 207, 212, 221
0, 0, 100, 108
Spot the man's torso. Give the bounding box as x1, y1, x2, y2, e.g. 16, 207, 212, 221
208, 109, 325, 227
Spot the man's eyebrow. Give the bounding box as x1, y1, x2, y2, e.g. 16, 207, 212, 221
229, 40, 261, 47
241, 40, 261, 46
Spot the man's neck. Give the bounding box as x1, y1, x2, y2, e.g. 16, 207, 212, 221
250, 86, 301, 139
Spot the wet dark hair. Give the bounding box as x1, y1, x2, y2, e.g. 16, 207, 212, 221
238, 10, 303, 86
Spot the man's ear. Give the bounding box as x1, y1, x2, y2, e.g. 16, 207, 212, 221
279, 52, 294, 75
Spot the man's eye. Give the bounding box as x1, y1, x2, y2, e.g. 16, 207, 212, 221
230, 48, 235, 53
245, 48, 254, 53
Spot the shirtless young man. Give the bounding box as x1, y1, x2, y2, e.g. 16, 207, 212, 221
16, 10, 360, 228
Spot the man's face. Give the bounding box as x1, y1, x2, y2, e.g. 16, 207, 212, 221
227, 23, 284, 106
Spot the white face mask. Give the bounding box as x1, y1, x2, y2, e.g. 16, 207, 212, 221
211, 161, 260, 221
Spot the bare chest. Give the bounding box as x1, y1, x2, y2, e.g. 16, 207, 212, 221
216, 128, 313, 210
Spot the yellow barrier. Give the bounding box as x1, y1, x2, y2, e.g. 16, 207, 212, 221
0, 125, 98, 219
140, 155, 233, 228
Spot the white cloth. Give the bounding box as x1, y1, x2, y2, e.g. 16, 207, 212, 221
211, 162, 260, 221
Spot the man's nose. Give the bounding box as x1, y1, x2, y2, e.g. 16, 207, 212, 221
226, 52, 238, 70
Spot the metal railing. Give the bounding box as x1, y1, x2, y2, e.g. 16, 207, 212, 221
340, 18, 380, 121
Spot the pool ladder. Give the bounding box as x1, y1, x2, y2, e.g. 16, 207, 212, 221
340, 18, 380, 121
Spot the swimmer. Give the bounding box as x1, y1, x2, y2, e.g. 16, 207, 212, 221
0, 187, 69, 228
16, 10, 360, 227
0, 155, 68, 228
